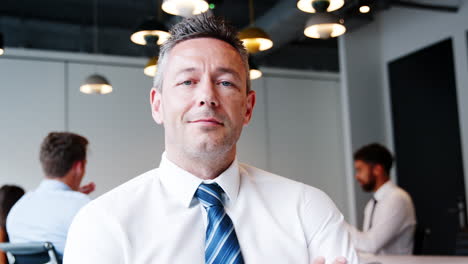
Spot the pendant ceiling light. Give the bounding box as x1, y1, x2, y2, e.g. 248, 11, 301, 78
297, 0, 344, 13
80, 74, 113, 94
80, 0, 113, 94
239, 27, 273, 54
139, 1, 165, 77
0, 33, 4, 56
131, 17, 170, 45
250, 68, 262, 80
162, 0, 209, 17
239, 0, 273, 54
359, 0, 371, 13
249, 57, 262, 80
144, 57, 158, 77
304, 13, 346, 39
359, 5, 370, 13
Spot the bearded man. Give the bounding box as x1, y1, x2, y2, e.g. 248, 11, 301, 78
348, 143, 416, 255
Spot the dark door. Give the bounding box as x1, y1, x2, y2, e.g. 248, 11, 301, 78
388, 39, 467, 255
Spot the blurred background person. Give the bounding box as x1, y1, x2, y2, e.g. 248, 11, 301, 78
0, 185, 25, 264
347, 143, 416, 255
6, 132, 95, 256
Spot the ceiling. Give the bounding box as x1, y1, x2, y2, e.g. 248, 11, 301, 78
0, 0, 459, 72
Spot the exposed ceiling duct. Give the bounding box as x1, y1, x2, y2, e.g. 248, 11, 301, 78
0, 0, 457, 72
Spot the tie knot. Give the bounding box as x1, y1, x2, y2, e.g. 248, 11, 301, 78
195, 183, 224, 208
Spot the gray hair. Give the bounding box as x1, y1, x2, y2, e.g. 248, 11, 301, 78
153, 14, 251, 93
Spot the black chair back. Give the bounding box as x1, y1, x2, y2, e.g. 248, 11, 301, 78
0, 242, 61, 264
413, 225, 430, 255
455, 229, 468, 255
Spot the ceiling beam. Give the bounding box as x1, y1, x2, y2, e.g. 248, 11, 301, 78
392, 0, 459, 13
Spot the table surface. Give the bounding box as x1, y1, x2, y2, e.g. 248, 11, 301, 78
359, 253, 468, 264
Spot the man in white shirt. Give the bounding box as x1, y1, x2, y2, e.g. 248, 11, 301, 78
64, 14, 358, 264
347, 143, 416, 255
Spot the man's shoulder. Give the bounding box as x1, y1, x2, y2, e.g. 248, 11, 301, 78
385, 184, 415, 212
239, 163, 332, 204
392, 185, 413, 202
239, 163, 343, 236
63, 189, 91, 203
239, 162, 302, 187
10, 188, 90, 211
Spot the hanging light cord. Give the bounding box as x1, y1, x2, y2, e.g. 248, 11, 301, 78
157, 0, 162, 20
93, 0, 98, 54
249, 0, 255, 26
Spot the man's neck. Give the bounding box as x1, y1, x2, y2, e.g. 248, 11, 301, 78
166, 148, 236, 180
373, 176, 390, 192
46, 174, 75, 191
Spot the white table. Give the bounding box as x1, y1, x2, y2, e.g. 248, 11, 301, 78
359, 253, 468, 264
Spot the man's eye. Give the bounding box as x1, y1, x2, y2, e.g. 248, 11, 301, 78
220, 81, 233, 87
182, 80, 193, 86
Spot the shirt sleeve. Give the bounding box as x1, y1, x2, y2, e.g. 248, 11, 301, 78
63, 203, 128, 264
347, 193, 411, 254
301, 185, 359, 264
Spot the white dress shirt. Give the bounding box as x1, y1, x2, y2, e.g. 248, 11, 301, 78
348, 181, 416, 255
64, 153, 358, 264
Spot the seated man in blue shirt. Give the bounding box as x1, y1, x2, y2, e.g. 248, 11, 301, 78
6, 132, 95, 255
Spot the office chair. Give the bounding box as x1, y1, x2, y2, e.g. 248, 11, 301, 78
413, 225, 430, 255
0, 242, 61, 264
455, 228, 468, 255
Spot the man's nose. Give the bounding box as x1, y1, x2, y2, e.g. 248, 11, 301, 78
197, 80, 219, 107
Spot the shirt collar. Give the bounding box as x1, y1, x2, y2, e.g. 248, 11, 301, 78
158, 152, 240, 208
37, 179, 72, 191
373, 180, 395, 201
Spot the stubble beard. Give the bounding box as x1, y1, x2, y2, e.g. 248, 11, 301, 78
361, 173, 377, 192
184, 127, 239, 162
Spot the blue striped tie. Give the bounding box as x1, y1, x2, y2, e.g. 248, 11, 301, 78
195, 183, 244, 264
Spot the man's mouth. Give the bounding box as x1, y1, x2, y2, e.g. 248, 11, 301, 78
189, 118, 224, 126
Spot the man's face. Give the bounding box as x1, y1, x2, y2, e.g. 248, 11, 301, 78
150, 38, 256, 159
354, 160, 376, 192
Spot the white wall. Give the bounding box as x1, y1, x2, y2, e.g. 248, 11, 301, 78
339, 20, 387, 226
262, 70, 348, 217
339, 0, 468, 226
0, 49, 158, 195
0, 58, 66, 191
67, 62, 163, 196
0, 49, 351, 218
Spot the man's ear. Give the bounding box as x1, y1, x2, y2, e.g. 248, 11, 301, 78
72, 160, 84, 174
243, 90, 256, 125
373, 164, 384, 176
150, 87, 164, 124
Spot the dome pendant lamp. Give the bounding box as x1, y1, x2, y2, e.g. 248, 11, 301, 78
249, 57, 262, 80
80, 0, 113, 94
239, 0, 273, 54
304, 13, 346, 39
297, 0, 344, 13
302, 0, 346, 39
359, 0, 371, 13
162, 0, 209, 17
144, 57, 158, 77
130, 17, 170, 46
80, 74, 113, 94
0, 33, 4, 56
